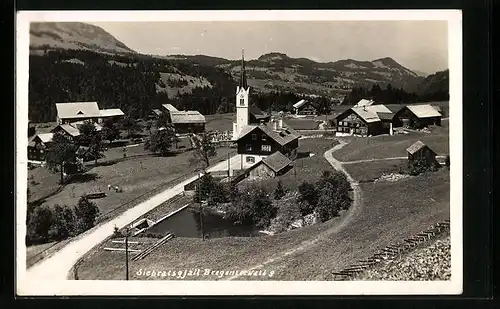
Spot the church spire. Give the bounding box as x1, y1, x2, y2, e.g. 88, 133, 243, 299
240, 48, 247, 89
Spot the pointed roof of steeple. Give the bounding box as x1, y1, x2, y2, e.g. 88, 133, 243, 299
240, 48, 247, 89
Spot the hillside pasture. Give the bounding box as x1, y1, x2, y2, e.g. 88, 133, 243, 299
205, 113, 235, 132
156, 72, 212, 98
343, 159, 408, 183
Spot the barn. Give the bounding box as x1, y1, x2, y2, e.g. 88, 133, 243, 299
393, 104, 442, 129
406, 140, 440, 168
98, 108, 125, 124
160, 103, 206, 133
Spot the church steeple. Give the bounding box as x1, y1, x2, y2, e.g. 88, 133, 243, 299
240, 48, 247, 89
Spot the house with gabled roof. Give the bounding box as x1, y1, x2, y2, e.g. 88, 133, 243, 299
158, 103, 206, 133
239, 151, 293, 181
28, 133, 54, 161
393, 104, 442, 129
334, 104, 395, 136
56, 102, 101, 124
406, 140, 440, 168
293, 99, 317, 116
56, 101, 124, 125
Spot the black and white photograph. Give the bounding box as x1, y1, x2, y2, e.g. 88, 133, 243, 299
16, 10, 463, 295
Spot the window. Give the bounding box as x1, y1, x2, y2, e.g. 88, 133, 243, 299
261, 145, 271, 152
246, 156, 255, 163
251, 134, 257, 141
338, 121, 343, 126
245, 144, 252, 151
261, 134, 267, 141
240, 98, 245, 106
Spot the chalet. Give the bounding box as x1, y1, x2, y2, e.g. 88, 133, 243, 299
56, 101, 124, 125
28, 133, 53, 161
98, 108, 125, 124
56, 102, 101, 124
406, 141, 440, 168
335, 104, 395, 136
393, 104, 442, 129
243, 151, 293, 180
235, 120, 300, 170
160, 103, 206, 133
51, 121, 102, 142
293, 99, 317, 116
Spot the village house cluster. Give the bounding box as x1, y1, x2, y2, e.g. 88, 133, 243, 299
333, 99, 443, 137
28, 101, 125, 161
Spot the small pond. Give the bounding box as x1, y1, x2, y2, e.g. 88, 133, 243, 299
146, 207, 263, 238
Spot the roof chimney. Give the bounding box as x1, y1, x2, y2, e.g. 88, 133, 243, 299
363, 105, 366, 111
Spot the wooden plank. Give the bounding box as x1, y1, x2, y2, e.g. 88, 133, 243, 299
111, 240, 139, 244
103, 247, 142, 253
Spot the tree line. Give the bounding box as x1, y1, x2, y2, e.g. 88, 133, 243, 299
341, 83, 449, 106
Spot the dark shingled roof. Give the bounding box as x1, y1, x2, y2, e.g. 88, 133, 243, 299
261, 151, 292, 173
249, 105, 270, 120
237, 121, 301, 146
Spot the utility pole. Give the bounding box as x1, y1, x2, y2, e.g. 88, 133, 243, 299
124, 227, 130, 280
227, 152, 231, 178
198, 172, 204, 241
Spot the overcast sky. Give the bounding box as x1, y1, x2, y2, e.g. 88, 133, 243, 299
91, 21, 448, 74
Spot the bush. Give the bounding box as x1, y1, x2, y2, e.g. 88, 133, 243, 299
407, 158, 438, 176
226, 185, 277, 228
74, 196, 100, 234
297, 181, 318, 215
273, 200, 302, 233
49, 204, 77, 240
314, 170, 352, 222
27, 205, 54, 243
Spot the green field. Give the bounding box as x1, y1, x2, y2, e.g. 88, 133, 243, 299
343, 159, 408, 183
333, 123, 449, 162
30, 146, 234, 220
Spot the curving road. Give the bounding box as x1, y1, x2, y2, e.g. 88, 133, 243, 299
228, 141, 361, 280
22, 155, 242, 285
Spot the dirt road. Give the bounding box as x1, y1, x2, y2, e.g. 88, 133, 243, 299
228, 141, 362, 280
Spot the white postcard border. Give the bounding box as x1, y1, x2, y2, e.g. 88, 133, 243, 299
16, 10, 463, 296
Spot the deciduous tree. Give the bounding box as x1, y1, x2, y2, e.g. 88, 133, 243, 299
45, 131, 77, 184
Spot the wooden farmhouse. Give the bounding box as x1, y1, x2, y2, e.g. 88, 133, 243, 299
406, 141, 440, 168
235, 120, 301, 170
334, 104, 395, 136
293, 99, 317, 116
160, 103, 206, 134
393, 104, 442, 129
28, 133, 53, 161
55, 101, 124, 125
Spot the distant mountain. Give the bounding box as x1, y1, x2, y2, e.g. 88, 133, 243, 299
30, 22, 136, 54
412, 69, 430, 77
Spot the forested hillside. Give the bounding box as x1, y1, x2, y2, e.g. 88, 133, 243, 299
28, 50, 238, 123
